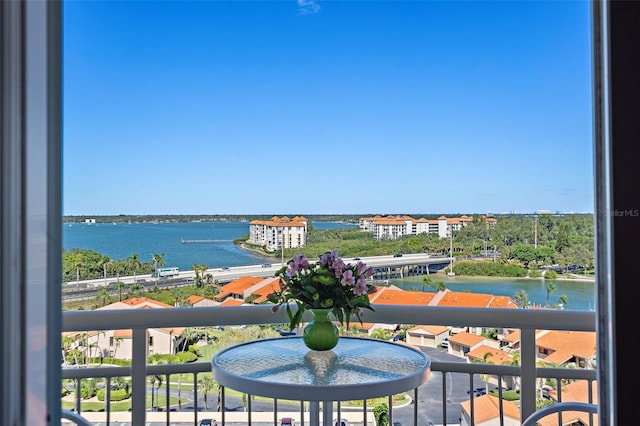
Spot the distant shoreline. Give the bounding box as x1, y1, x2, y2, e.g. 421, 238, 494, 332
238, 242, 279, 260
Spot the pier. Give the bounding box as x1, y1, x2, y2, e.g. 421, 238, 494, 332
180, 239, 232, 243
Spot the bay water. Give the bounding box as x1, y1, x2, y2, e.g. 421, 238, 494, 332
63, 221, 357, 270
63, 221, 595, 311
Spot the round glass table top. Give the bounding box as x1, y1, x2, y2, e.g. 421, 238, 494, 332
212, 336, 431, 401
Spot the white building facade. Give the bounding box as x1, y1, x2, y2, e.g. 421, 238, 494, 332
359, 214, 496, 240
249, 216, 308, 250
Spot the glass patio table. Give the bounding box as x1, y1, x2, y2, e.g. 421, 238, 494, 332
212, 336, 431, 426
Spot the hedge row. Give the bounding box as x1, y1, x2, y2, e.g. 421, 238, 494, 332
96, 388, 130, 402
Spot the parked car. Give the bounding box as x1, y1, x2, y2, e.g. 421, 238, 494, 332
280, 417, 294, 425
393, 253, 403, 257
441, 337, 449, 348
334, 418, 348, 426
198, 419, 217, 426
262, 263, 271, 268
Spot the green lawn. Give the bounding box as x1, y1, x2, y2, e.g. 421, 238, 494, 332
61, 394, 185, 412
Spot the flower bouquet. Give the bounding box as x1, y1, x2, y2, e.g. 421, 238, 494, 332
268, 251, 377, 332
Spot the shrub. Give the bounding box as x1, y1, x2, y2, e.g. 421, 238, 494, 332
176, 351, 198, 363
148, 353, 178, 364
489, 389, 521, 401
96, 387, 130, 402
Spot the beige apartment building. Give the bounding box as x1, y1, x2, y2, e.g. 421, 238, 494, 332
359, 214, 497, 240
248, 216, 308, 250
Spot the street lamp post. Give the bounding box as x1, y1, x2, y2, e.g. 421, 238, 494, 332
150, 376, 155, 411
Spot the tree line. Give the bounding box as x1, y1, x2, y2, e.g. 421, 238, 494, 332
279, 214, 594, 273
64, 213, 595, 283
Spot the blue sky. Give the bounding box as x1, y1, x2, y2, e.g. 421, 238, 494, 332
63, 0, 594, 216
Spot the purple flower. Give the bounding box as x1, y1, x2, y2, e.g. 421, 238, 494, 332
319, 250, 339, 267
354, 278, 369, 296
332, 258, 346, 278
287, 254, 309, 276
341, 269, 355, 287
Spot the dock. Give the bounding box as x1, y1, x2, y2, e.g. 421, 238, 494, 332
180, 239, 232, 243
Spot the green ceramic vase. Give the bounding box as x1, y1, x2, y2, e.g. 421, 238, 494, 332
303, 308, 339, 351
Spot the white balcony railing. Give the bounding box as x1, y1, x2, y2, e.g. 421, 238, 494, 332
62, 305, 597, 425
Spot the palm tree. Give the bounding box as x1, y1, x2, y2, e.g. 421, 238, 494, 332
198, 375, 216, 411
179, 327, 198, 352
130, 282, 143, 297
514, 289, 529, 308
115, 281, 127, 302
74, 259, 84, 290
473, 352, 494, 394
100, 257, 113, 286
111, 336, 123, 359
421, 276, 433, 292
545, 282, 557, 306
558, 294, 569, 308
61, 335, 75, 366
192, 263, 208, 288
149, 357, 168, 411
151, 253, 166, 285
96, 287, 110, 306
128, 253, 142, 284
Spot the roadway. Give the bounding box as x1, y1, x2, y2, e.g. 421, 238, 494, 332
62, 254, 453, 301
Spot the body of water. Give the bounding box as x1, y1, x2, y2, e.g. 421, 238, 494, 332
63, 221, 357, 271
64, 221, 595, 310
388, 275, 596, 312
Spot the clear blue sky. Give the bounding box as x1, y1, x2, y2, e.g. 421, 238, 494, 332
63, 0, 594, 216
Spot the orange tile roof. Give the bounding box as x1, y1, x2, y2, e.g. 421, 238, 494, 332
537, 330, 597, 364
219, 298, 245, 306
186, 295, 205, 304
467, 345, 515, 365
113, 329, 133, 338
487, 296, 518, 308
548, 380, 598, 404
540, 381, 598, 426
370, 288, 435, 305
248, 277, 282, 304
249, 216, 308, 227
119, 297, 174, 309
216, 276, 264, 300
436, 291, 502, 308
460, 394, 520, 423
502, 329, 520, 343
407, 325, 450, 335
450, 331, 486, 347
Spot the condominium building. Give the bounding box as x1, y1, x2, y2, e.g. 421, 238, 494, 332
359, 214, 497, 240
248, 216, 308, 250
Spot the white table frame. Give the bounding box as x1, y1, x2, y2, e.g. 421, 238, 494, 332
212, 336, 431, 426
